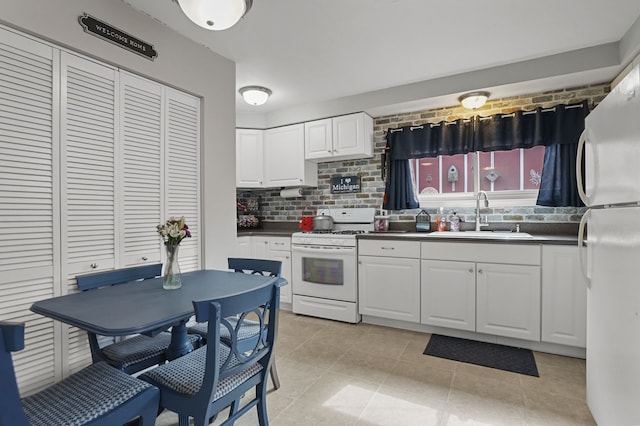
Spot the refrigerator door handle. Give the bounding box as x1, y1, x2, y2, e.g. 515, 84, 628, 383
578, 208, 592, 285
576, 130, 590, 206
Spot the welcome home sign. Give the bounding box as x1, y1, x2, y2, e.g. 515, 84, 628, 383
79, 14, 158, 61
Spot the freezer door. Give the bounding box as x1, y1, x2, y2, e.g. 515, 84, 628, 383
580, 64, 640, 206
586, 206, 640, 425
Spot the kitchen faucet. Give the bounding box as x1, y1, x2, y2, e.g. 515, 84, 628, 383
475, 191, 489, 231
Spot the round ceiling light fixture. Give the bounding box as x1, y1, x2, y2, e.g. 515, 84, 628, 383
458, 91, 490, 109
177, 0, 253, 31
239, 86, 272, 106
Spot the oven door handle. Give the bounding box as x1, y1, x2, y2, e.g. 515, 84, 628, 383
292, 245, 356, 254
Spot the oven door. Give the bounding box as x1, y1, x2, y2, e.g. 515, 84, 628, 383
291, 244, 357, 302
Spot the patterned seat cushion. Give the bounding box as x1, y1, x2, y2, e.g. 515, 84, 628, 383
21, 361, 154, 426
102, 332, 201, 368
140, 344, 263, 399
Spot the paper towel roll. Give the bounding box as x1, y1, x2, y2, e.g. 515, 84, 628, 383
280, 187, 303, 198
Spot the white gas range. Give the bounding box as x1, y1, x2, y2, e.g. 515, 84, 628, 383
291, 208, 376, 323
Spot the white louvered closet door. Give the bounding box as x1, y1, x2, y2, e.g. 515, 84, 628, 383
0, 28, 58, 394
165, 88, 200, 271
60, 52, 118, 375
119, 72, 162, 267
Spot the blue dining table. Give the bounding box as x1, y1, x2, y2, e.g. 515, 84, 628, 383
31, 269, 278, 359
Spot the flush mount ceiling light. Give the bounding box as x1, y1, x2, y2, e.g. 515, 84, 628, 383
458, 91, 490, 109
239, 86, 272, 106
177, 0, 253, 31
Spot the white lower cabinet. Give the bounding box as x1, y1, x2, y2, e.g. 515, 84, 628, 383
541, 245, 587, 347
421, 242, 541, 341
421, 260, 476, 331
237, 236, 292, 305
358, 240, 420, 323
476, 262, 541, 341
235, 235, 252, 257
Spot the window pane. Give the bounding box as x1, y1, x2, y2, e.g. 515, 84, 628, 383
492, 150, 521, 191
440, 154, 467, 193
478, 151, 492, 192
523, 146, 545, 189
416, 158, 439, 194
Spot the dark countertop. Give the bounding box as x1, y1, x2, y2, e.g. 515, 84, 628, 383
237, 222, 580, 245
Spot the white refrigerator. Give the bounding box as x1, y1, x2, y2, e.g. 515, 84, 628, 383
578, 63, 640, 425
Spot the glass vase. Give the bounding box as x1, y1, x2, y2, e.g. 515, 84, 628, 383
163, 244, 182, 290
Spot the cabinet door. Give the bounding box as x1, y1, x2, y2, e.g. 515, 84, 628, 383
421, 260, 476, 331
358, 256, 420, 322
271, 249, 292, 304
264, 124, 306, 187
165, 88, 200, 272
235, 236, 252, 258
304, 118, 332, 161
541, 245, 587, 347
251, 237, 269, 259
236, 129, 264, 187
0, 28, 58, 393
119, 72, 163, 267
332, 113, 373, 159
476, 263, 541, 341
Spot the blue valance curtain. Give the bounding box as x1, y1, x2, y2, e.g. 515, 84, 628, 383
383, 100, 589, 210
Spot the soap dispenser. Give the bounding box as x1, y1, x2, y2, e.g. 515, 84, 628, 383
449, 211, 461, 232
437, 207, 447, 232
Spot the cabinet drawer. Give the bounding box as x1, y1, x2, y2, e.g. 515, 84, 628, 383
358, 240, 420, 258
421, 242, 540, 265
268, 238, 291, 251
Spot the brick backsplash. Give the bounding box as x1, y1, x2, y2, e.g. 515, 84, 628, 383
239, 83, 608, 225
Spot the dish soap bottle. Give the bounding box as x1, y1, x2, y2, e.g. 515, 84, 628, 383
449, 211, 460, 232
437, 207, 447, 232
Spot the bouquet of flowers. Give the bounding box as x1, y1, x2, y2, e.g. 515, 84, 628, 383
157, 216, 191, 246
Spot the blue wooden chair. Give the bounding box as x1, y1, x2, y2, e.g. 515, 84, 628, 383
140, 281, 280, 426
0, 322, 159, 426
188, 258, 284, 389
76, 264, 201, 374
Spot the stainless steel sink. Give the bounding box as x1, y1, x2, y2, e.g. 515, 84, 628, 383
424, 231, 534, 240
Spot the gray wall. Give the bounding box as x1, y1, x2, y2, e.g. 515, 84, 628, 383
0, 0, 237, 269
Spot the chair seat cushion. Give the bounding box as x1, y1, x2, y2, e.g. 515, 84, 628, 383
102, 332, 201, 368
140, 344, 263, 399
21, 361, 154, 426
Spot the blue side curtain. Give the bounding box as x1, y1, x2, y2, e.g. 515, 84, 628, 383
383, 100, 589, 210
536, 143, 585, 207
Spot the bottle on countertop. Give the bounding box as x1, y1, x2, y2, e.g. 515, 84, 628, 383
449, 211, 460, 232
437, 207, 447, 232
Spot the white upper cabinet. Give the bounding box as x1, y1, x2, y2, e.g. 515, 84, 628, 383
236, 129, 264, 188
304, 112, 373, 162
264, 124, 317, 187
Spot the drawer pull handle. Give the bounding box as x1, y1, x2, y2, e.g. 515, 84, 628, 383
381, 247, 395, 250
90, 263, 98, 269
142, 256, 148, 261
478, 269, 484, 274
468, 268, 474, 273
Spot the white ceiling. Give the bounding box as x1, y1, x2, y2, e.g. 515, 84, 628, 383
123, 0, 640, 124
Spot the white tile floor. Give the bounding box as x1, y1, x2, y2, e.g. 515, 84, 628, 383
156, 311, 595, 425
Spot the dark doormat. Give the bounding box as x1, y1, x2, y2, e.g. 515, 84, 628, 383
423, 334, 539, 377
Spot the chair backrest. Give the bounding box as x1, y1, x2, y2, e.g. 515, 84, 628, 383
191, 282, 279, 404
0, 322, 31, 425
227, 258, 282, 278
76, 263, 162, 291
